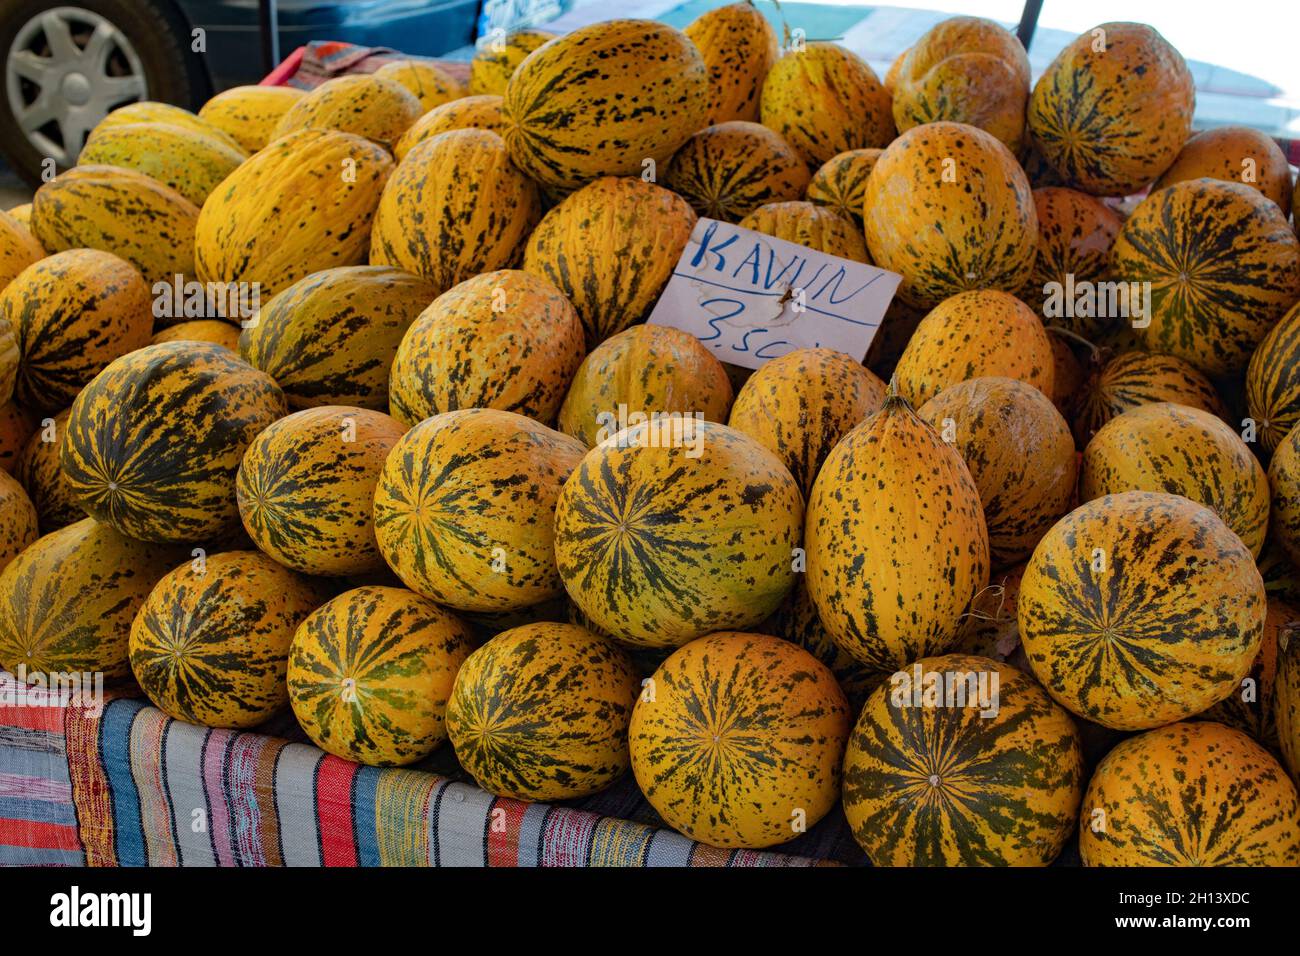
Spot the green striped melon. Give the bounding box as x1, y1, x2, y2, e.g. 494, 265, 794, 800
0, 250, 152, 414
554, 419, 803, 648
14, 410, 79, 533
239, 266, 436, 411
805, 148, 881, 226
502, 19, 708, 191
1073, 350, 1228, 446
1199, 599, 1296, 748
663, 122, 810, 222
388, 270, 585, 428
523, 176, 696, 348
629, 631, 850, 848
78, 121, 247, 206
1019, 491, 1264, 730
0, 517, 187, 682
271, 73, 422, 150
197, 84, 305, 152
1080, 721, 1300, 866
370, 129, 540, 295
1246, 300, 1300, 454
61, 342, 286, 543
557, 324, 734, 448
843, 654, 1084, 865
1280, 620, 1300, 783
445, 622, 638, 800
1270, 424, 1300, 569
728, 347, 886, 496
237, 406, 406, 576
373, 408, 585, 612
288, 585, 475, 766
1080, 402, 1269, 557
806, 395, 989, 671
129, 550, 325, 728
0, 470, 36, 573
1111, 178, 1300, 376
918, 376, 1077, 569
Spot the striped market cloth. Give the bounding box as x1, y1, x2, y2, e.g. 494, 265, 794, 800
0, 672, 863, 867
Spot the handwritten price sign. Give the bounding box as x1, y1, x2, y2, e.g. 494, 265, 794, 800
646, 218, 902, 370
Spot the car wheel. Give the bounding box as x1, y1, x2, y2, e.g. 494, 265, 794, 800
0, 0, 209, 186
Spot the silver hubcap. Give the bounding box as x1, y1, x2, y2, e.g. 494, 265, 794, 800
7, 6, 148, 166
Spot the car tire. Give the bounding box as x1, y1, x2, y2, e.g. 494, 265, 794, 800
0, 0, 210, 186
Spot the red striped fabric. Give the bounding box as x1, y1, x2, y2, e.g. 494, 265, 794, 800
315, 756, 359, 867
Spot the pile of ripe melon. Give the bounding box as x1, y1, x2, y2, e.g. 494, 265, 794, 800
1, 5, 1299, 866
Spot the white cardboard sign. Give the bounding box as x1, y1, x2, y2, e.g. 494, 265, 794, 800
646, 217, 902, 370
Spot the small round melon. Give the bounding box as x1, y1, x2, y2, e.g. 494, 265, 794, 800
664, 122, 809, 222
288, 586, 474, 766
388, 270, 585, 427
629, 631, 850, 848
805, 148, 881, 225
237, 406, 406, 576
446, 622, 638, 800
129, 550, 325, 728
919, 376, 1077, 568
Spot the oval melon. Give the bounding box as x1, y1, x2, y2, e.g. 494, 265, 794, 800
237, 406, 406, 576
373, 408, 585, 612
919, 376, 1077, 568
737, 201, 869, 262
78, 121, 247, 206
388, 270, 585, 427
446, 622, 638, 800
239, 265, 435, 411
503, 19, 708, 191
288, 585, 474, 766
728, 347, 886, 496
152, 320, 241, 351
0, 209, 44, 295
555, 419, 802, 648
1019, 491, 1264, 730
894, 289, 1055, 406
0, 517, 186, 682
393, 95, 507, 161
1080, 402, 1269, 557
0, 471, 36, 573
805, 148, 881, 226
272, 73, 422, 149
14, 409, 79, 533
370, 129, 540, 295
684, 2, 778, 124
557, 324, 733, 448
664, 122, 809, 222
1080, 721, 1300, 866
806, 395, 990, 671
863, 122, 1037, 307
130, 550, 324, 728
61, 342, 286, 542
1, 249, 152, 414
198, 85, 306, 152
843, 654, 1083, 866
1024, 187, 1123, 339
1153, 126, 1292, 215
1246, 300, 1300, 453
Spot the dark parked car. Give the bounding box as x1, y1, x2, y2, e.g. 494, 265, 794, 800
0, 0, 488, 184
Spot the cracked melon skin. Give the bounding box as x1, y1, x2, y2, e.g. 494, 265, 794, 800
446, 622, 638, 801
1080, 401, 1269, 558
237, 406, 406, 577
129, 550, 326, 729
805, 395, 989, 672
1111, 178, 1300, 377
554, 418, 803, 649
0, 517, 188, 683
862, 122, 1037, 308
288, 585, 474, 767
1018, 491, 1264, 731
373, 408, 586, 613
843, 654, 1084, 866
388, 269, 585, 428
1028, 22, 1194, 197
1080, 721, 1300, 866
503, 19, 708, 192
369, 129, 540, 296
61, 342, 287, 544
918, 376, 1076, 569
663, 122, 809, 223
1, 249, 153, 415
629, 631, 849, 849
